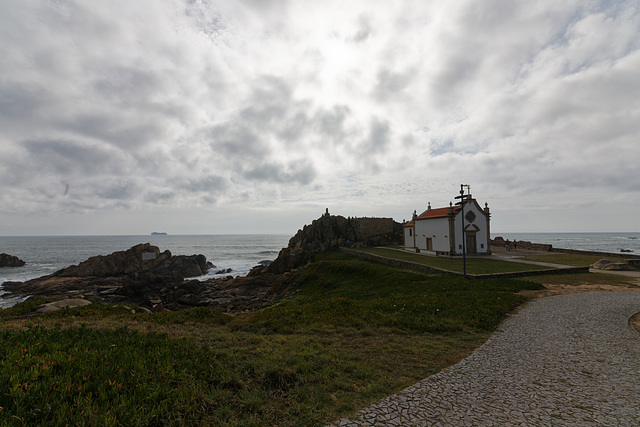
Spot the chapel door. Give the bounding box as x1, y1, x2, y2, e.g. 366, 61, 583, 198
466, 233, 477, 254
426, 238, 433, 251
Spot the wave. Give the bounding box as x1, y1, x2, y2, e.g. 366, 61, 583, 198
257, 250, 279, 255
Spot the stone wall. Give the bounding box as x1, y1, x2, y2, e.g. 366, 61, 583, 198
351, 217, 395, 240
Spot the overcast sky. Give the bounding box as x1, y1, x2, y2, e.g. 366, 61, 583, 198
1, 0, 639, 236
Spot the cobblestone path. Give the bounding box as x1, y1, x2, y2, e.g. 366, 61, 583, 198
331, 292, 640, 426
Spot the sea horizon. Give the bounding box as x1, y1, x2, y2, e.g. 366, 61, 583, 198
2, 230, 638, 238
0, 233, 292, 238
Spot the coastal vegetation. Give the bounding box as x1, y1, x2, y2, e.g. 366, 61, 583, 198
0, 251, 544, 425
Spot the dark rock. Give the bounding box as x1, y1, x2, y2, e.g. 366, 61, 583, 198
0, 253, 26, 267
215, 268, 233, 274
177, 296, 203, 306
2, 281, 22, 286
1, 244, 214, 302
97, 286, 121, 295
52, 244, 212, 281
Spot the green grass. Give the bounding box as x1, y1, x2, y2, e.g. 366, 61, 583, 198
520, 253, 605, 266
355, 247, 551, 274
0, 251, 543, 426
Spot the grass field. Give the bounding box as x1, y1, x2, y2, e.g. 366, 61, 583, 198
0, 251, 544, 425
354, 247, 552, 274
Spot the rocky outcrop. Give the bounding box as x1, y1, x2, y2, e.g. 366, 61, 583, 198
0, 253, 26, 267
265, 214, 402, 274
1, 243, 215, 306
1, 243, 298, 314
54, 243, 212, 281
591, 259, 637, 271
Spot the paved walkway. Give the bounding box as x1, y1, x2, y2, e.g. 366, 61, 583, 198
331, 292, 640, 426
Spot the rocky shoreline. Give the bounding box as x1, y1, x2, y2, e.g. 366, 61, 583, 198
1, 213, 402, 313
1, 243, 296, 313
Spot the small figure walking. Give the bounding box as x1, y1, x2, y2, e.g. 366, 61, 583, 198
513, 239, 517, 250
506, 239, 511, 251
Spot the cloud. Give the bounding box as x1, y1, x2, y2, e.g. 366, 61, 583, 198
373, 68, 413, 102
0, 0, 639, 234
242, 160, 316, 185
20, 139, 131, 178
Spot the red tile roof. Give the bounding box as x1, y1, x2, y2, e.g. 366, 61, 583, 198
403, 221, 414, 227
415, 206, 459, 220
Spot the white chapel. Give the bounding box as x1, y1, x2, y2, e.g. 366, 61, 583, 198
403, 193, 491, 256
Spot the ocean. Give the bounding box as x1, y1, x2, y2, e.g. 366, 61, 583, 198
492, 232, 640, 254
0, 234, 290, 308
